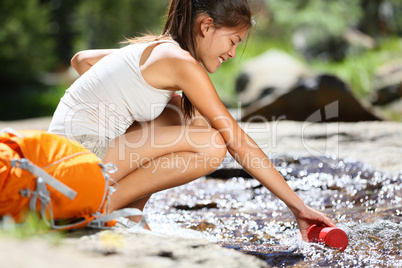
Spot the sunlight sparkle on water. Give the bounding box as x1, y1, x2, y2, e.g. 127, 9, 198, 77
146, 155, 402, 267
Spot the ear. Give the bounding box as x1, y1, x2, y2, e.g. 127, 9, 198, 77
199, 17, 214, 37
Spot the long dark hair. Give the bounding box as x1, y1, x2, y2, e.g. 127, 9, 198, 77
127, 0, 253, 119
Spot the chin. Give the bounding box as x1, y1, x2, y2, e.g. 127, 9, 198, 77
200, 60, 218, 74
208, 69, 218, 74
206, 65, 218, 74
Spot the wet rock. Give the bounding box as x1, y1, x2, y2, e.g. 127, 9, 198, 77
241, 74, 381, 122
240, 248, 305, 268
371, 60, 402, 106
208, 168, 253, 179
235, 50, 313, 107
189, 221, 217, 232
174, 202, 219, 211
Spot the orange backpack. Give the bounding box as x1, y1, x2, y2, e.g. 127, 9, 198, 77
0, 129, 141, 230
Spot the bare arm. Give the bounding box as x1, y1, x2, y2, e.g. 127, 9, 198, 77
173, 58, 335, 240
71, 49, 118, 76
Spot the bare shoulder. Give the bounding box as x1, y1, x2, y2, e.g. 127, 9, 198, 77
153, 42, 195, 62
141, 41, 205, 90
162, 43, 207, 73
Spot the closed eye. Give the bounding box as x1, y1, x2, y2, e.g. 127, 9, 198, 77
231, 40, 235, 46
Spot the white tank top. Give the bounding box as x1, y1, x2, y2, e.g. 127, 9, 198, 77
48, 40, 178, 140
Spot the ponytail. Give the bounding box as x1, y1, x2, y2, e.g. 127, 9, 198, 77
163, 0, 197, 59
162, 0, 197, 120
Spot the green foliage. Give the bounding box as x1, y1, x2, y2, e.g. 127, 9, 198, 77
0, 82, 66, 120
263, 0, 364, 62
0, 0, 169, 120
73, 0, 169, 50
0, 0, 55, 87
0, 213, 62, 242
0, 0, 400, 120
311, 38, 402, 99
265, 0, 362, 39
388, 0, 402, 34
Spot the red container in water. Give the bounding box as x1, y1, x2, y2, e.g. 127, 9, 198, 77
307, 225, 348, 251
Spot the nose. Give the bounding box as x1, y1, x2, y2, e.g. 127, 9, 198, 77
228, 46, 236, 59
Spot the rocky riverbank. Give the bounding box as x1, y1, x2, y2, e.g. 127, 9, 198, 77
2, 117, 400, 174
0, 117, 401, 267
0, 228, 268, 268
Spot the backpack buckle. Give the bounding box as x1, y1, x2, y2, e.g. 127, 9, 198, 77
19, 188, 32, 198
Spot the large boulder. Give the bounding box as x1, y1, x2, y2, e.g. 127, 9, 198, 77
235, 50, 313, 107
241, 74, 381, 122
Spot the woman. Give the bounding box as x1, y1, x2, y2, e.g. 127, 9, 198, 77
49, 0, 335, 238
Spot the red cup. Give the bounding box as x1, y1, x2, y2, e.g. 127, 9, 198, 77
307, 225, 348, 251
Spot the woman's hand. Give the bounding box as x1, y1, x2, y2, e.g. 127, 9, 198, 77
292, 204, 336, 241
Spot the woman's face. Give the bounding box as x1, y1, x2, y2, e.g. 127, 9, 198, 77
197, 25, 249, 74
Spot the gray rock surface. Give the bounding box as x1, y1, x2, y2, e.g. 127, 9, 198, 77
0, 236, 116, 268
0, 117, 52, 131
240, 120, 402, 175
0, 227, 268, 268
69, 227, 268, 268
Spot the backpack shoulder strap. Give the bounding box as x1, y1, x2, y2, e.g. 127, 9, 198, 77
11, 159, 77, 200
88, 208, 144, 229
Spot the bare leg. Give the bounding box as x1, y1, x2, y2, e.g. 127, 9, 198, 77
104, 125, 227, 211
116, 97, 183, 229
105, 96, 224, 228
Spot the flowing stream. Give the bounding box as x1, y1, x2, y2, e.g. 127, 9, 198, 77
146, 155, 401, 267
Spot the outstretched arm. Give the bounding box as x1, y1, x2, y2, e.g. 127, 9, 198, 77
174, 58, 335, 241
71, 49, 118, 75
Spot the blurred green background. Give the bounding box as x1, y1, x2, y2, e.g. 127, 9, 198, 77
0, 0, 401, 121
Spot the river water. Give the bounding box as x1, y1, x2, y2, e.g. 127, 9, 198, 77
146, 154, 401, 267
